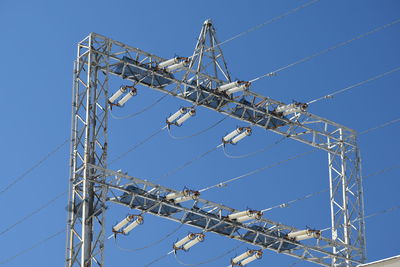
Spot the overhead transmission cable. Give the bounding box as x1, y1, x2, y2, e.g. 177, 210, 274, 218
173, 244, 244, 266
0, 228, 65, 265
320, 204, 400, 232
307, 66, 400, 104
109, 94, 169, 120
114, 224, 184, 252
199, 116, 400, 193
207, 0, 321, 51
260, 163, 400, 213
0, 138, 68, 196
249, 17, 400, 83
0, 191, 67, 237
167, 117, 227, 140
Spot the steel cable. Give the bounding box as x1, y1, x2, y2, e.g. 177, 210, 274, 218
249, 18, 400, 83
0, 138, 69, 196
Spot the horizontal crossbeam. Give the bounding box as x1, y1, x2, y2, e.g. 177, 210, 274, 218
86, 164, 362, 267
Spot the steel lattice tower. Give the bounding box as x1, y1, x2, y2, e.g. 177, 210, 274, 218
66, 20, 366, 267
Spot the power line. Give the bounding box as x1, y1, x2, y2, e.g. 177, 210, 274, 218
222, 136, 287, 159
114, 224, 184, 252
109, 127, 166, 166
213, 0, 320, 49
0, 138, 68, 196
359, 117, 400, 135
199, 149, 315, 193
200, 116, 400, 193
167, 117, 227, 140
0, 191, 67, 237
321, 204, 400, 232
307, 66, 400, 104
249, 17, 400, 83
173, 244, 243, 266
156, 145, 220, 182
109, 94, 168, 120
260, 163, 400, 213
0, 228, 65, 265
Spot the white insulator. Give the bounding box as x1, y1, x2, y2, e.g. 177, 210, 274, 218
109, 87, 127, 103
226, 84, 248, 95
173, 194, 199, 204
182, 234, 204, 251
287, 229, 310, 239
235, 212, 262, 223
158, 57, 179, 68
166, 60, 187, 71
239, 251, 262, 266
231, 128, 251, 144
218, 81, 240, 92
118, 90, 136, 106
122, 216, 143, 234
223, 128, 241, 142
176, 109, 196, 126
294, 231, 320, 241
166, 191, 186, 200
231, 250, 252, 264
112, 215, 134, 232
228, 210, 250, 220
276, 103, 308, 116
167, 108, 186, 124
174, 233, 195, 249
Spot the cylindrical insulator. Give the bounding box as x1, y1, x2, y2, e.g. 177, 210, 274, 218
231, 128, 251, 144
228, 210, 250, 220
223, 128, 241, 142
218, 81, 240, 92
166, 60, 187, 71
275, 104, 294, 113
231, 250, 252, 264
239, 251, 262, 266
173, 194, 199, 204
118, 89, 136, 106
235, 212, 262, 223
287, 229, 310, 239
176, 109, 196, 126
167, 108, 186, 124
174, 233, 195, 249
122, 216, 143, 234
182, 234, 204, 251
166, 190, 187, 200
109, 86, 127, 103
158, 57, 179, 68
112, 215, 134, 232
226, 84, 247, 95
295, 231, 320, 241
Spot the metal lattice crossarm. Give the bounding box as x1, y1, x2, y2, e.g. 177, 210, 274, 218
87, 163, 362, 267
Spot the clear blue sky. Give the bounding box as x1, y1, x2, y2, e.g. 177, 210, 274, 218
0, 0, 399, 266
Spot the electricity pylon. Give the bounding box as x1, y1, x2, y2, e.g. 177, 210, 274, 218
66, 20, 365, 267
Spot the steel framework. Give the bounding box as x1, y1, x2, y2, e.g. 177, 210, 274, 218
66, 20, 365, 267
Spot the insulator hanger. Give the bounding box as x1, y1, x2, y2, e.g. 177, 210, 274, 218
173, 232, 205, 251
231, 249, 263, 266
222, 127, 252, 145
287, 228, 321, 241
166, 107, 196, 128
227, 209, 263, 223
166, 188, 200, 204
108, 85, 137, 108
112, 214, 144, 237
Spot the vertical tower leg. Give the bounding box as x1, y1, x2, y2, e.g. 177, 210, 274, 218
327, 128, 366, 266
66, 34, 110, 267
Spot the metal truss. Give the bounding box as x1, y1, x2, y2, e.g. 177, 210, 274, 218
66, 35, 110, 267
67, 20, 365, 266
86, 163, 362, 267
